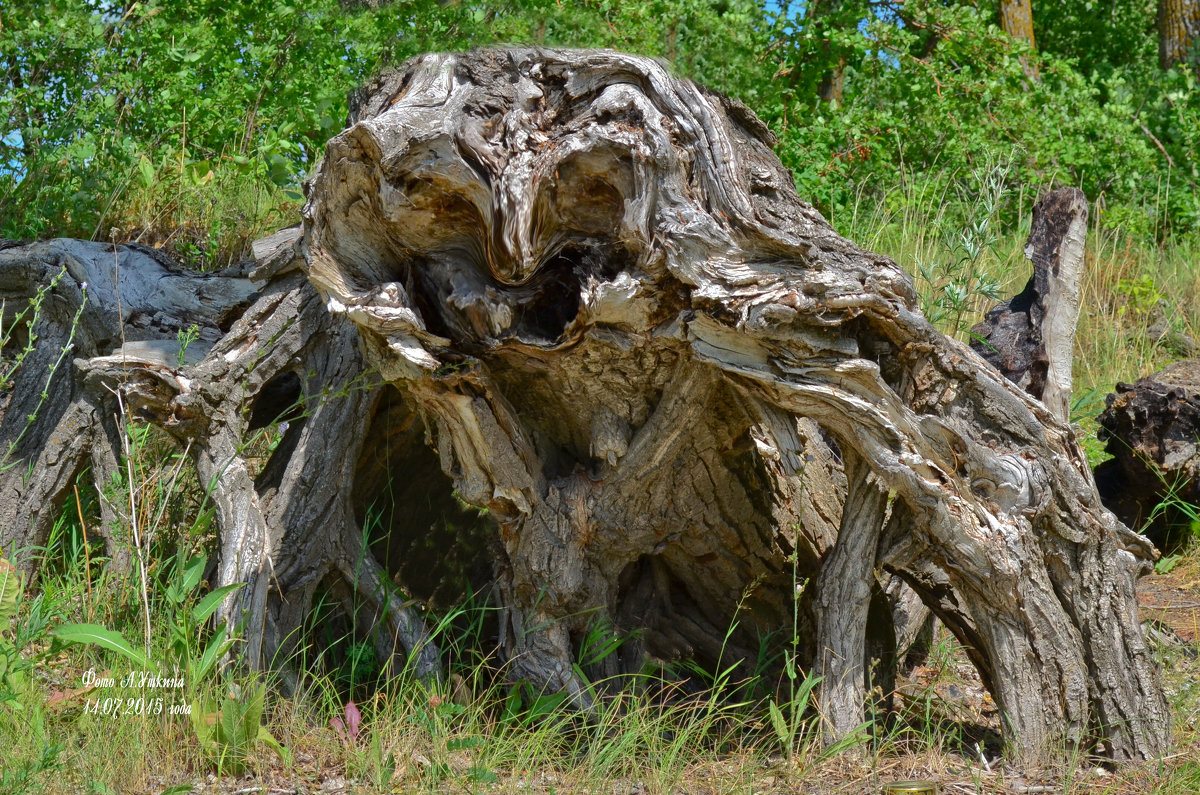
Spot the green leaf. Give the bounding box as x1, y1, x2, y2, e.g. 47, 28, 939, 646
467, 765, 498, 784
446, 735, 484, 751
52, 623, 153, 670
767, 699, 790, 748
0, 557, 23, 626
190, 698, 220, 747
816, 723, 872, 762
792, 672, 822, 714
138, 156, 155, 188
1155, 553, 1182, 575
193, 622, 232, 683
238, 684, 266, 749
179, 555, 206, 599
256, 725, 293, 766
191, 584, 241, 625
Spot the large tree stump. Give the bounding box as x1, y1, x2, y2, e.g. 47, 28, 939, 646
0, 49, 1170, 763
299, 49, 1168, 760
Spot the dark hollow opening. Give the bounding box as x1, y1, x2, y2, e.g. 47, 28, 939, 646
513, 255, 583, 341
247, 370, 303, 430
353, 386, 497, 610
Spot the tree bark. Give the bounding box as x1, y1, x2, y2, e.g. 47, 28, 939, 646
999, 0, 1039, 79
0, 48, 1172, 764
0, 238, 444, 680
1158, 0, 1200, 70
813, 448, 889, 740
971, 187, 1087, 423
1095, 360, 1200, 545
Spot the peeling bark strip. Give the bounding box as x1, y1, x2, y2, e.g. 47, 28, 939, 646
300, 49, 1169, 760
971, 187, 1087, 422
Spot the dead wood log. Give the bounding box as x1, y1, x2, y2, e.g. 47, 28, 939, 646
1095, 360, 1200, 545
298, 48, 1168, 761
0, 49, 1171, 763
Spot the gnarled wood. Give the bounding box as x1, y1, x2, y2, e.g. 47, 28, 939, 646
298, 48, 1169, 761
0, 48, 1170, 765
0, 238, 442, 680
1095, 360, 1200, 545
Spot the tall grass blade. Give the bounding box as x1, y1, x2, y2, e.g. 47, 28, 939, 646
52, 623, 154, 670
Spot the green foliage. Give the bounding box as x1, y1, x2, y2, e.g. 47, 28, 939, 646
175, 324, 200, 367
52, 552, 241, 684
0, 556, 20, 628
191, 681, 291, 775
51, 622, 155, 670
766, 671, 824, 761
0, 550, 64, 793
1034, 0, 1157, 76
163, 554, 242, 683
0, 553, 28, 708
3, 0, 1199, 251
912, 157, 1010, 340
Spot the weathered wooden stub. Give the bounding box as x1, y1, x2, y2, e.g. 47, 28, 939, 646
970, 187, 1086, 423
0, 49, 1171, 762
1095, 360, 1200, 544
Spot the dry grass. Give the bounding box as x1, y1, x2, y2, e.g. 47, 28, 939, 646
102, 159, 300, 271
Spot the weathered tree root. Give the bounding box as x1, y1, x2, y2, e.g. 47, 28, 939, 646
0, 238, 441, 679
299, 48, 1168, 761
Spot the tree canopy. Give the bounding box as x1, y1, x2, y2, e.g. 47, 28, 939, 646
2, 1, 1198, 252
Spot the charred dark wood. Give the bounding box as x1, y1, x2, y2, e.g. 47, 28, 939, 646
1096, 360, 1200, 546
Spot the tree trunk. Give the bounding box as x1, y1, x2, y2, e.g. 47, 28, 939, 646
0, 48, 1172, 763
999, 0, 1039, 79
1159, 0, 1200, 70
810, 0, 847, 105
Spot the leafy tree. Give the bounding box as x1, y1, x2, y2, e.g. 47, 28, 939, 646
1, 0, 1198, 249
